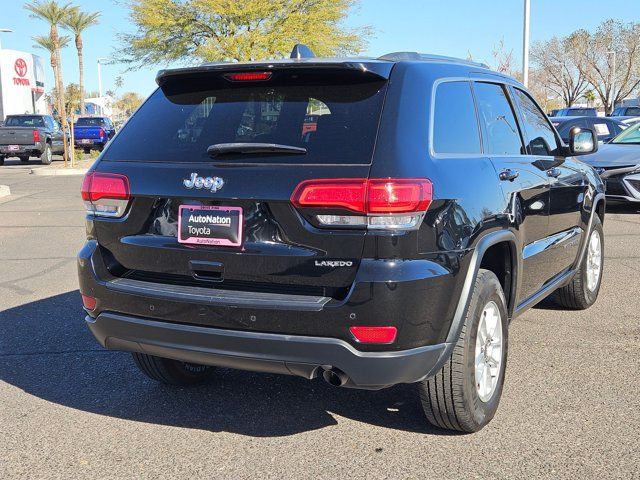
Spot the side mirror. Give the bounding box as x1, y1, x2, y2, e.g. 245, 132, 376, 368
569, 127, 598, 155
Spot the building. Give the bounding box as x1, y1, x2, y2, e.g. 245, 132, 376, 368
84, 96, 113, 117
0, 49, 46, 121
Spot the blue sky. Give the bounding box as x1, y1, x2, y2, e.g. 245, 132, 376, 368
1, 0, 638, 99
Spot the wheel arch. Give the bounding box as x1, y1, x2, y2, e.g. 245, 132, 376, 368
445, 230, 519, 345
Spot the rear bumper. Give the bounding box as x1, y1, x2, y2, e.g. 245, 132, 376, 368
0, 144, 41, 155
78, 240, 469, 388
75, 139, 105, 148
87, 312, 449, 389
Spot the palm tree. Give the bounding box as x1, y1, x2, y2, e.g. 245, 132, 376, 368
62, 9, 100, 115
25, 1, 78, 165
33, 35, 71, 112
583, 89, 597, 108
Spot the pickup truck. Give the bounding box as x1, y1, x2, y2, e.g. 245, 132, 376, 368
74, 117, 116, 153
0, 114, 65, 165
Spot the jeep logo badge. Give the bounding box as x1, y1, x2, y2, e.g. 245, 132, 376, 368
183, 173, 224, 192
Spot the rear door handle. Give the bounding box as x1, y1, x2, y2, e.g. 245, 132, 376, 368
547, 167, 562, 178
499, 169, 519, 182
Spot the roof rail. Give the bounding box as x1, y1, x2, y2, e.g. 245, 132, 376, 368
377, 52, 490, 69
290, 44, 315, 59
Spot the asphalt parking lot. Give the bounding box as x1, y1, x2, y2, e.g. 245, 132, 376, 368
1, 162, 639, 479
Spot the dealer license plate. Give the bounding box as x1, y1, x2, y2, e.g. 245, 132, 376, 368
177, 205, 243, 246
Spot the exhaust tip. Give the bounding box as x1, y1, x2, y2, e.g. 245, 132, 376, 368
322, 367, 348, 387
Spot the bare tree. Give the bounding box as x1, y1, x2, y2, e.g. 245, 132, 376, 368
531, 36, 588, 107
571, 20, 640, 114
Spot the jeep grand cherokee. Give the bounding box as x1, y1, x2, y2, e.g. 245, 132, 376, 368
78, 46, 605, 432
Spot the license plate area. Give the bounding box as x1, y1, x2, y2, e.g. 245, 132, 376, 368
178, 205, 243, 247
81, 139, 92, 144
8, 145, 19, 151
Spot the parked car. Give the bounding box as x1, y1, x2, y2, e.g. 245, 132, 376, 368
580, 122, 640, 204
547, 108, 559, 117
78, 46, 605, 433
73, 116, 116, 153
552, 107, 598, 117
0, 114, 65, 165
610, 106, 640, 118
551, 116, 626, 144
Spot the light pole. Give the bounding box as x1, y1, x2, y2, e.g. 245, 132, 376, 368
522, 0, 531, 87
607, 50, 616, 113
0, 28, 13, 50
97, 57, 108, 99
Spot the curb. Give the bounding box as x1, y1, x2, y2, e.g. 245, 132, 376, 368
0, 185, 10, 197
30, 167, 88, 176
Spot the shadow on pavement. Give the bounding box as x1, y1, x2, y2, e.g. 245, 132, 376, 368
0, 291, 452, 437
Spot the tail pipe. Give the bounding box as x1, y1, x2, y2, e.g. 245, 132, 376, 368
322, 367, 349, 387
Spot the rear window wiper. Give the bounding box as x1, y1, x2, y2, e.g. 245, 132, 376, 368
207, 143, 307, 158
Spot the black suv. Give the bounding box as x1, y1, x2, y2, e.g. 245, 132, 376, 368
78, 47, 605, 432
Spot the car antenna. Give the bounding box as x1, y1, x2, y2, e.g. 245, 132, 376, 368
290, 44, 315, 59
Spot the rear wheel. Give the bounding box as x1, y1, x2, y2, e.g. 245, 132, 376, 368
132, 352, 215, 386
83, 148, 91, 154
19, 156, 29, 163
553, 215, 604, 310
419, 269, 508, 433
39, 144, 52, 165
0, 155, 4, 166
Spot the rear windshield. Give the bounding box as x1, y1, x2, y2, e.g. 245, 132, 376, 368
5, 116, 45, 127
102, 74, 387, 164
623, 107, 640, 116
76, 117, 106, 126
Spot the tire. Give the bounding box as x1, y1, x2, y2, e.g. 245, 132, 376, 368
419, 269, 509, 433
19, 156, 29, 163
0, 156, 4, 166
553, 215, 604, 310
83, 148, 91, 154
39, 144, 52, 165
132, 352, 215, 386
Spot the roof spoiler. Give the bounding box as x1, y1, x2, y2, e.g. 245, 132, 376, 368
156, 62, 393, 87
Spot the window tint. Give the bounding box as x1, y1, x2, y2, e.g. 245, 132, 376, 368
513, 88, 559, 156
624, 107, 640, 116
102, 77, 387, 164
473, 82, 523, 155
432, 81, 481, 154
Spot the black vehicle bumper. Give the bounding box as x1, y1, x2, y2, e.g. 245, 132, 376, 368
78, 240, 468, 388
87, 312, 449, 389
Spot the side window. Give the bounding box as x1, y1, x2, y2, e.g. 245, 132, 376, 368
432, 81, 481, 154
512, 88, 559, 156
473, 82, 523, 155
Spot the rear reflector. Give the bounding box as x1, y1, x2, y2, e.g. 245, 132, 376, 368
81, 294, 97, 311
224, 71, 272, 82
81, 172, 130, 217
349, 326, 397, 344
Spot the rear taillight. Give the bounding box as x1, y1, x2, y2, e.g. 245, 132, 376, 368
98, 127, 106, 139
33, 129, 39, 142
349, 326, 397, 344
291, 178, 432, 230
81, 172, 130, 217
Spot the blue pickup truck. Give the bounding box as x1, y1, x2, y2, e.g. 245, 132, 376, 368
74, 116, 116, 153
